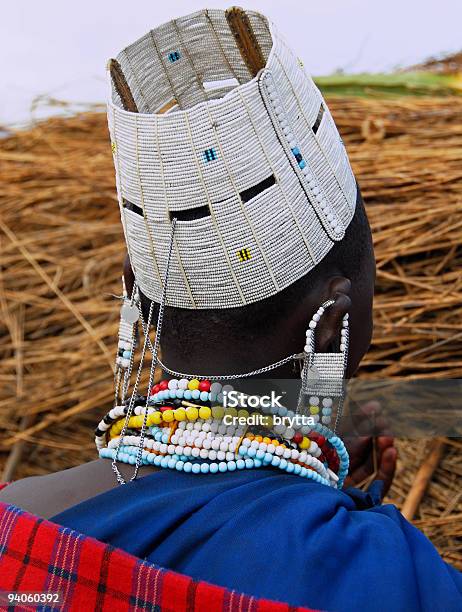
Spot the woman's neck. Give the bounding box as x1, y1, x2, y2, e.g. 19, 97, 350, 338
159, 335, 302, 380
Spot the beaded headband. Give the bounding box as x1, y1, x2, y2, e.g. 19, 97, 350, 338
107, 7, 357, 310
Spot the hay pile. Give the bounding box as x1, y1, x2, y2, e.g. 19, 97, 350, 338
1, 93, 461, 567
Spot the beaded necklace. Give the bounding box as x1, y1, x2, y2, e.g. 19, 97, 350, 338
96, 377, 349, 489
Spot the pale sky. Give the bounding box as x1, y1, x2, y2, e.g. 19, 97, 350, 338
2, 0, 461, 125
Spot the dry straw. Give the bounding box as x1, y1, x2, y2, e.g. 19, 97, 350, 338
1, 88, 461, 566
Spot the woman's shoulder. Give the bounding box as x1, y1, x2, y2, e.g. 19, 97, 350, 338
0, 460, 157, 519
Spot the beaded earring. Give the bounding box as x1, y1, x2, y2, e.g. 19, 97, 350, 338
113, 278, 139, 406
298, 299, 349, 432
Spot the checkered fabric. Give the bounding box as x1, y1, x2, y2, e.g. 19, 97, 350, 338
0, 500, 317, 612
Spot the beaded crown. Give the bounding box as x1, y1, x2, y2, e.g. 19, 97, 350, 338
107, 7, 357, 309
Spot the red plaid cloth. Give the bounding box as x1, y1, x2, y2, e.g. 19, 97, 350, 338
0, 499, 318, 612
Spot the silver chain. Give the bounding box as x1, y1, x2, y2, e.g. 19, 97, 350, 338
155, 353, 301, 381
112, 219, 177, 483
133, 218, 177, 479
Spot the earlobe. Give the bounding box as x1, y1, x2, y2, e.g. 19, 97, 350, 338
316, 277, 351, 352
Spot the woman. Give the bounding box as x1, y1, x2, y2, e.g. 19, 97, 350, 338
1, 8, 460, 611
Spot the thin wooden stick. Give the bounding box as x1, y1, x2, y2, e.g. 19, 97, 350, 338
108, 59, 138, 113
401, 439, 446, 520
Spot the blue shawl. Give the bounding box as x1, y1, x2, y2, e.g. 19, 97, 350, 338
53, 469, 462, 611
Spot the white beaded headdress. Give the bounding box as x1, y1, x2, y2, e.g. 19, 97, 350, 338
107, 7, 357, 310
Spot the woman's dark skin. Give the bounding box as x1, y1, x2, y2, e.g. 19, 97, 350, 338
0, 244, 397, 519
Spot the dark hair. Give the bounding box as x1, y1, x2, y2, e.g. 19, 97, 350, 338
139, 185, 372, 340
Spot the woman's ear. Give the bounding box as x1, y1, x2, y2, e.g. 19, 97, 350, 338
315, 276, 351, 352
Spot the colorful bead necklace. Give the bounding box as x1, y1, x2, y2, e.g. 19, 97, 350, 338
96, 377, 349, 488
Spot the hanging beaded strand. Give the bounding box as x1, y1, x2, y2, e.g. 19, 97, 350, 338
298, 299, 349, 434
111, 298, 155, 484
114, 280, 139, 406
335, 313, 349, 432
